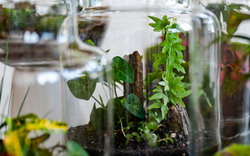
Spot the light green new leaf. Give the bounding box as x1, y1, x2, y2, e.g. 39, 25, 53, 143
149, 93, 163, 101
148, 16, 161, 23
85, 39, 96, 46
148, 102, 161, 110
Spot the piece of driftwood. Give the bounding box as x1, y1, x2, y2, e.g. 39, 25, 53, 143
124, 51, 143, 102
166, 104, 190, 136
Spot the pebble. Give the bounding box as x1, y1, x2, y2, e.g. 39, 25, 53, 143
179, 135, 182, 138
171, 133, 176, 138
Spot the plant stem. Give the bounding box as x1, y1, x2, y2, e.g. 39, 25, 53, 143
17, 86, 30, 117
114, 81, 118, 97
101, 83, 109, 99
120, 119, 126, 138
91, 96, 104, 107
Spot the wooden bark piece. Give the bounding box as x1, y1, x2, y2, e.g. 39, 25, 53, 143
124, 51, 143, 102
166, 104, 190, 136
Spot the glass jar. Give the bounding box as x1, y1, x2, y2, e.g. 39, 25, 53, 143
61, 0, 220, 155
200, 0, 250, 147
0, 0, 67, 152
189, 4, 221, 155
60, 0, 114, 155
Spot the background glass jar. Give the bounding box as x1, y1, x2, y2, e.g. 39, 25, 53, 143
61, 0, 220, 155
0, 0, 67, 154
189, 5, 221, 155
199, 0, 250, 147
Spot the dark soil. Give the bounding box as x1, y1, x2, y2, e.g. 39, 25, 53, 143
67, 125, 188, 156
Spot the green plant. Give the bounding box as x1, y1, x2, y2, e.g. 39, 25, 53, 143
120, 15, 190, 146
206, 3, 250, 88
214, 144, 250, 156
0, 3, 66, 39
67, 15, 190, 147
0, 114, 66, 156
0, 114, 89, 156
0, 74, 87, 156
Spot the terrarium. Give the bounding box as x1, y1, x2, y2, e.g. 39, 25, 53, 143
200, 0, 250, 147
61, 0, 221, 155
0, 0, 69, 155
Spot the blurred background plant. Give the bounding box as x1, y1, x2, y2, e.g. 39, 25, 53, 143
199, 0, 250, 150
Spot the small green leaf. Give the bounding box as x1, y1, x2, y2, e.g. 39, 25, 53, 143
85, 39, 96, 46
173, 63, 185, 73
120, 97, 126, 104
125, 134, 133, 140
132, 132, 139, 136
149, 23, 157, 28
148, 102, 161, 110
125, 140, 129, 145
132, 132, 142, 142
146, 122, 159, 131
112, 56, 134, 83
145, 133, 158, 147
124, 94, 145, 119
148, 16, 161, 23
66, 141, 89, 156
152, 86, 163, 93
163, 95, 169, 105
161, 106, 169, 120
67, 74, 97, 100
149, 93, 163, 100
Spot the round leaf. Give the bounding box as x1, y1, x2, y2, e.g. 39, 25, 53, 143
124, 94, 145, 119
67, 75, 97, 100
112, 56, 134, 83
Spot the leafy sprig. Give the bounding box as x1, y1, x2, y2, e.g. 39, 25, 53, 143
147, 15, 190, 123
121, 15, 190, 146
139, 15, 190, 146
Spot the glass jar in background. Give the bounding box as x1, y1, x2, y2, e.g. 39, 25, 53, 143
189, 4, 221, 155
0, 0, 67, 151
199, 0, 250, 147
61, 0, 220, 155
60, 0, 114, 155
